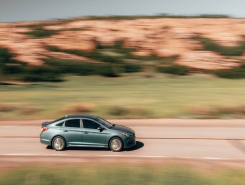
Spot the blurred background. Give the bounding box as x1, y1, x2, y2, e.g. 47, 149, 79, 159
1, 0, 245, 184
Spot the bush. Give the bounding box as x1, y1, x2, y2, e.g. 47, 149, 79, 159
44, 58, 123, 77
46, 45, 124, 64
195, 36, 245, 56
46, 45, 61, 52
157, 65, 189, 75
21, 66, 63, 82
98, 64, 124, 77
214, 64, 245, 79
3, 64, 23, 74
124, 63, 142, 73
24, 27, 59, 38
0, 48, 14, 63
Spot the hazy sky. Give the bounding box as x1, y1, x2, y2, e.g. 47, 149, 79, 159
1, 0, 245, 22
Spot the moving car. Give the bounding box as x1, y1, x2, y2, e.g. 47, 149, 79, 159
40, 115, 136, 152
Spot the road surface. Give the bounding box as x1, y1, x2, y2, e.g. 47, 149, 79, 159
0, 119, 245, 168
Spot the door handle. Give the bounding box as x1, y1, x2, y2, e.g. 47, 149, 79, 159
63, 130, 68, 132
84, 131, 88, 134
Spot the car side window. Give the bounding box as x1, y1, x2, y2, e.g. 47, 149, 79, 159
55, 120, 65, 126
82, 119, 100, 129
65, 119, 80, 128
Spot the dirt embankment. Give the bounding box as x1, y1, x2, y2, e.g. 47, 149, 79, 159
1, 18, 245, 69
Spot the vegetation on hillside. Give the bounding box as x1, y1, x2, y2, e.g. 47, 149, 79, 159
214, 64, 245, 78
195, 36, 245, 56
0, 47, 144, 82
157, 65, 189, 75
86, 14, 230, 20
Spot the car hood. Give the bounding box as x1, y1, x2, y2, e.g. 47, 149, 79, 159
110, 124, 135, 134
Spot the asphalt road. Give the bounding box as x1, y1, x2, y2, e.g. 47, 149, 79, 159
0, 119, 245, 167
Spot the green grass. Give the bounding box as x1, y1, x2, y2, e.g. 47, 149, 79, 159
2, 75, 245, 119
0, 165, 244, 185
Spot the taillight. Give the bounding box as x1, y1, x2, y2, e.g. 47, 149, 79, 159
41, 127, 49, 132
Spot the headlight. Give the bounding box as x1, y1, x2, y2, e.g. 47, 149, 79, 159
121, 132, 132, 137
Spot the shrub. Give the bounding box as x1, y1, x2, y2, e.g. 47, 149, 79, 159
157, 65, 189, 75
0, 48, 14, 63
195, 36, 245, 56
124, 63, 142, 73
46, 45, 125, 64
21, 66, 63, 82
160, 55, 179, 64
214, 64, 245, 79
98, 64, 124, 77
2, 64, 23, 74
46, 45, 61, 52
24, 27, 59, 38
44, 58, 123, 77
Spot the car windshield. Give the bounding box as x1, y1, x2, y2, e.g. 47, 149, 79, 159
95, 117, 113, 128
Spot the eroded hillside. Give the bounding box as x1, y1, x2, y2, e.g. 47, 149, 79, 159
1, 17, 245, 70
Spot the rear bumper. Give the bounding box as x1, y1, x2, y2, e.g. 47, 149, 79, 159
40, 138, 51, 145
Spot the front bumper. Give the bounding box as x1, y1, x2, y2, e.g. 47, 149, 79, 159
124, 138, 136, 148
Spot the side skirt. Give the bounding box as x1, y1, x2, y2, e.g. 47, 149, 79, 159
68, 144, 108, 148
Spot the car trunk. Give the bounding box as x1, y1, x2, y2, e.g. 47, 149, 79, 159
41, 121, 51, 127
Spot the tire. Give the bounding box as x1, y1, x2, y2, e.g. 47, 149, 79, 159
109, 137, 123, 152
52, 136, 66, 151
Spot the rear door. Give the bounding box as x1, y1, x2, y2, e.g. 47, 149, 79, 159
81, 119, 107, 147
60, 119, 83, 146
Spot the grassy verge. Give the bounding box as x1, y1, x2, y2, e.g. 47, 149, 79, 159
2, 75, 245, 119
0, 165, 244, 185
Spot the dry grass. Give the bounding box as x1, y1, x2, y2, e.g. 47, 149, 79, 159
65, 103, 95, 114
19, 106, 41, 115
189, 105, 245, 117
109, 106, 151, 117
0, 103, 40, 115
0, 103, 19, 112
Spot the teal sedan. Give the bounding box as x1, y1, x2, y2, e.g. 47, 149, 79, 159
40, 115, 136, 152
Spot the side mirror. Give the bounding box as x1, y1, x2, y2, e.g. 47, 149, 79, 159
97, 126, 104, 131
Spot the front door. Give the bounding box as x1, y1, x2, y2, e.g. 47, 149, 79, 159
81, 119, 106, 147
60, 119, 83, 146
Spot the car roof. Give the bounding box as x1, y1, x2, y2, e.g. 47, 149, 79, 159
65, 114, 98, 119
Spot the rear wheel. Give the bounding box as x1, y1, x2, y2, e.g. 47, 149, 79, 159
52, 136, 65, 151
109, 137, 123, 152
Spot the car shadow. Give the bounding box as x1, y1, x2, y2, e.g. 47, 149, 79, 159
124, 141, 144, 151
46, 141, 144, 152
46, 145, 110, 151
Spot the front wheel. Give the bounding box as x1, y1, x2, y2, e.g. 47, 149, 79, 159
109, 137, 123, 152
52, 136, 66, 151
